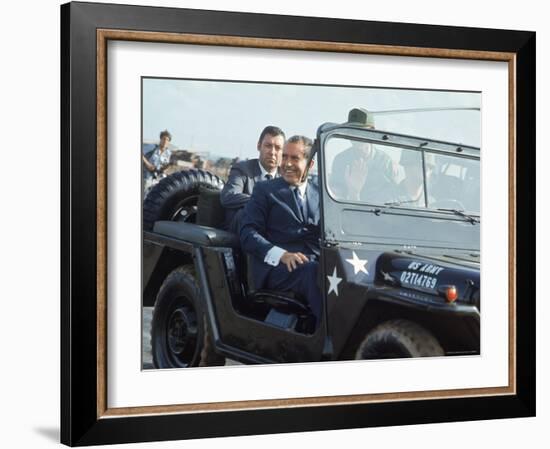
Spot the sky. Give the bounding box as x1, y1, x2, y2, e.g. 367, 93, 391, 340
142, 78, 481, 160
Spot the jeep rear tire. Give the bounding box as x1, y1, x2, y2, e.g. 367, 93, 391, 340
151, 266, 225, 368
355, 319, 444, 359
143, 169, 224, 230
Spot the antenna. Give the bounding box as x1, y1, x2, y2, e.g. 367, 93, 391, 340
371, 107, 480, 115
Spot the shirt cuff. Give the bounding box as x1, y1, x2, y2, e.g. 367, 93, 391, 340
264, 246, 286, 266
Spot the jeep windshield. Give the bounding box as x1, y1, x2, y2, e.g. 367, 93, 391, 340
324, 134, 480, 217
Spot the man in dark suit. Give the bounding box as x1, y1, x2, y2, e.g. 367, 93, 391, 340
240, 135, 322, 324
220, 126, 285, 233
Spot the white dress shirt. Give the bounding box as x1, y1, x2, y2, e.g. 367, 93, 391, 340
258, 160, 278, 180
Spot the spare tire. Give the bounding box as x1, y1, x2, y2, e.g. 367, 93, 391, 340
143, 169, 224, 230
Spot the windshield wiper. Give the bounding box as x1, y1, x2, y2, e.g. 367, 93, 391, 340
383, 199, 418, 206
381, 202, 480, 225
437, 208, 480, 225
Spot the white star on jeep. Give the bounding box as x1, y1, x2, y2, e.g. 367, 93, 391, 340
346, 251, 369, 275
327, 266, 342, 296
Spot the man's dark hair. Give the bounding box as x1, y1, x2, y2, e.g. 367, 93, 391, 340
286, 135, 313, 159
258, 126, 285, 144
159, 129, 172, 141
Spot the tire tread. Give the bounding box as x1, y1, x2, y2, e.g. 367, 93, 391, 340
356, 319, 444, 359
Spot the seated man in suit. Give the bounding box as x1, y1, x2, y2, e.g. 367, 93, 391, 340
240, 135, 322, 325
220, 126, 285, 233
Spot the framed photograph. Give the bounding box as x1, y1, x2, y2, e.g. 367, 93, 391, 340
61, 1, 535, 446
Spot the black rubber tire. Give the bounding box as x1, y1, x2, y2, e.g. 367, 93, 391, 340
151, 266, 225, 368
355, 319, 444, 360
143, 169, 224, 230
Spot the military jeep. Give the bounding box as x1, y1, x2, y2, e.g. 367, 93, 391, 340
142, 120, 480, 368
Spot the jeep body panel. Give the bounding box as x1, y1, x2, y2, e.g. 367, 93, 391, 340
143, 229, 326, 364
322, 245, 480, 358
143, 122, 481, 366
316, 124, 480, 358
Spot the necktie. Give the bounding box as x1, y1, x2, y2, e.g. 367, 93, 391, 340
265, 174, 272, 180
294, 187, 307, 221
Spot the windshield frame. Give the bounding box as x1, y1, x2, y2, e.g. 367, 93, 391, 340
319, 125, 481, 218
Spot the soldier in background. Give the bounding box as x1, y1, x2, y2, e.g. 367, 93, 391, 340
330, 108, 399, 202
392, 151, 436, 207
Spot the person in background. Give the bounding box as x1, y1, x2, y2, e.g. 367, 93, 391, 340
393, 151, 436, 207
330, 108, 398, 202
143, 129, 173, 191
221, 126, 285, 233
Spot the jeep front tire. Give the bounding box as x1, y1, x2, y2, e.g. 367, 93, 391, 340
151, 266, 225, 368
355, 319, 444, 359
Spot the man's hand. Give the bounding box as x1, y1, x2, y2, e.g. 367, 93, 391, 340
281, 252, 309, 272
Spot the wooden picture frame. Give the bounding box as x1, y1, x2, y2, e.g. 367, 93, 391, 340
61, 1, 535, 446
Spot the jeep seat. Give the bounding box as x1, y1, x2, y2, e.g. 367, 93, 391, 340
153, 221, 240, 248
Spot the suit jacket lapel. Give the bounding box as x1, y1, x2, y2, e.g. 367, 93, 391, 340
269, 180, 302, 223
284, 185, 304, 222
244, 160, 262, 194
251, 159, 263, 183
